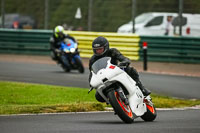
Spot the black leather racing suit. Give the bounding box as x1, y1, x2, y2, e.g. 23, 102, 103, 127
89, 48, 143, 102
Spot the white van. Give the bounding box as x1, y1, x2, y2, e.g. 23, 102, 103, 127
117, 12, 200, 37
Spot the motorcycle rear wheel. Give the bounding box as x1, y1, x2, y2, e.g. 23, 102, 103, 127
107, 89, 134, 123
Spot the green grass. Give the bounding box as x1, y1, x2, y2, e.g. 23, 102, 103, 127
151, 93, 200, 108
0, 81, 200, 115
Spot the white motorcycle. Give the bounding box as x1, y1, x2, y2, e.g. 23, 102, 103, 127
89, 57, 157, 123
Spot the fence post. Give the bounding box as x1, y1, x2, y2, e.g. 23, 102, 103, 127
88, 0, 93, 31
132, 0, 137, 33
179, 0, 183, 36
143, 41, 148, 71
44, 0, 49, 29
1, 0, 5, 28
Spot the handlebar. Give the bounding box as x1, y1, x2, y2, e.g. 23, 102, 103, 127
118, 65, 127, 71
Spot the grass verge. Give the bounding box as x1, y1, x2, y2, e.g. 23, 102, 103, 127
0, 81, 200, 115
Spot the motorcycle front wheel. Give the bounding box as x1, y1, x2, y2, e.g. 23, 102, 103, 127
60, 55, 71, 72
141, 101, 157, 121
74, 57, 84, 73
107, 89, 134, 123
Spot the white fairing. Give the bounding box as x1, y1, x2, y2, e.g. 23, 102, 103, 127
90, 58, 146, 117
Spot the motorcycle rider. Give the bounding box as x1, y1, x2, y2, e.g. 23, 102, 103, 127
50, 25, 77, 62
89, 36, 151, 103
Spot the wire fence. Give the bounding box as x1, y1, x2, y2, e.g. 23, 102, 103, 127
1, 0, 200, 32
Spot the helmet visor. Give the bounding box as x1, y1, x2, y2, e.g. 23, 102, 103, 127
57, 32, 64, 37
93, 47, 105, 55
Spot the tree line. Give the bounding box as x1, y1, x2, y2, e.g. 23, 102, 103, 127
1, 0, 200, 32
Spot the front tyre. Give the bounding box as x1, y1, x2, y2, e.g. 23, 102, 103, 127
75, 57, 84, 73
141, 102, 157, 121
60, 55, 71, 72
107, 89, 134, 123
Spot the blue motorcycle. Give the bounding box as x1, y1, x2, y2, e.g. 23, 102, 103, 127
59, 38, 84, 73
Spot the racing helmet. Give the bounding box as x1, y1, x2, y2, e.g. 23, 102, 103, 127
92, 36, 109, 56
54, 25, 64, 38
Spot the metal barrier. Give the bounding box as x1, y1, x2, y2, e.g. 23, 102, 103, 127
0, 28, 51, 55
0, 28, 200, 63
140, 36, 200, 63
0, 29, 140, 60
64, 31, 140, 60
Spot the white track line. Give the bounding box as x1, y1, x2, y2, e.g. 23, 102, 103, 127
0, 106, 200, 117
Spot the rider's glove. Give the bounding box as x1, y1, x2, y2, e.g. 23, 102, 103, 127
119, 61, 130, 68
55, 49, 61, 53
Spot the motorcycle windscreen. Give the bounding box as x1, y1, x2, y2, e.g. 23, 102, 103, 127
91, 57, 111, 74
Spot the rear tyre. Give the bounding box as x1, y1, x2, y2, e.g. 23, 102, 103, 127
107, 89, 134, 123
141, 104, 157, 121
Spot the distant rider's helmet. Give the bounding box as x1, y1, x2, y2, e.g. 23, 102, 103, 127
92, 36, 109, 56
54, 25, 64, 38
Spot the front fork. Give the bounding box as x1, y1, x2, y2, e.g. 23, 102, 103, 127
71, 54, 81, 64
116, 87, 129, 105
60, 54, 70, 66
144, 95, 153, 106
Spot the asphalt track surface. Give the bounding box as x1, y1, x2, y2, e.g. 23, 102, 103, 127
0, 110, 200, 133
0, 61, 200, 133
0, 61, 200, 99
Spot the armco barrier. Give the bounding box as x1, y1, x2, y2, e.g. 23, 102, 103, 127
139, 36, 200, 63
64, 31, 140, 60
0, 29, 52, 55
0, 28, 200, 63
0, 29, 140, 60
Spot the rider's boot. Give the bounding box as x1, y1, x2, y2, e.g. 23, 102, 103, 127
136, 81, 151, 96
126, 67, 151, 97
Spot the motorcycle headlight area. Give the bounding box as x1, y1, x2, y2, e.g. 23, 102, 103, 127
70, 48, 76, 53
64, 48, 70, 53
